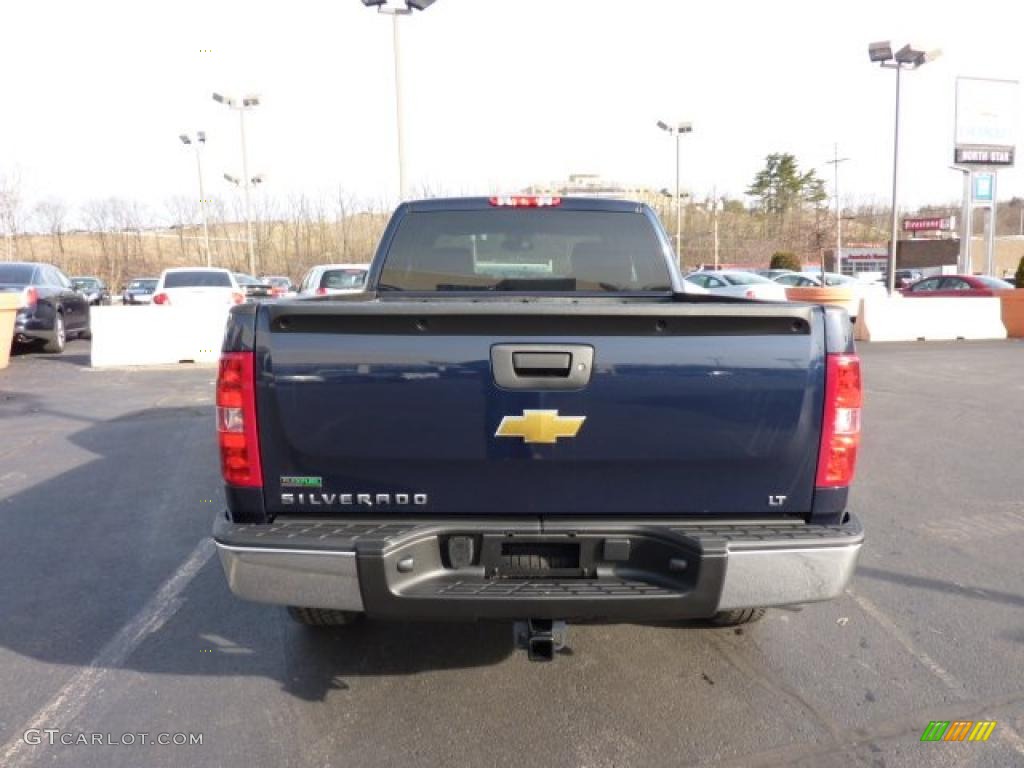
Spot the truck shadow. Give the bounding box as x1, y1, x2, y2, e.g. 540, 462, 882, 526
0, 397, 514, 707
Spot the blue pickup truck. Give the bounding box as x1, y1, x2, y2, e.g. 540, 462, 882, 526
212, 196, 864, 660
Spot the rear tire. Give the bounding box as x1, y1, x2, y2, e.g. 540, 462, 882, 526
708, 608, 766, 627
42, 313, 66, 354
287, 606, 363, 627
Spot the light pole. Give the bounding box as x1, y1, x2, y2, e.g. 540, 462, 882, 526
656, 120, 693, 266
213, 92, 260, 274
825, 144, 849, 274
360, 0, 437, 201
868, 41, 941, 294
179, 132, 211, 267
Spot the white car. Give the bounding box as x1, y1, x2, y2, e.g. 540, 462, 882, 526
152, 268, 244, 307
297, 264, 371, 297
684, 270, 788, 301
778, 271, 887, 301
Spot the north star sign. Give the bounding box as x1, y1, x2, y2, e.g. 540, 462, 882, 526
954, 147, 1015, 166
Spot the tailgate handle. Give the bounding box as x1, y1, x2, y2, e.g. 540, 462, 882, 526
512, 352, 571, 377
492, 344, 594, 390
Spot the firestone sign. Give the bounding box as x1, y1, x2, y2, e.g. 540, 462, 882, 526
903, 216, 956, 232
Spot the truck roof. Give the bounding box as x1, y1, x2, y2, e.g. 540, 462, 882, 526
403, 196, 646, 213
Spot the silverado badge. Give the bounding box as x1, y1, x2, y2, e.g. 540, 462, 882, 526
495, 410, 586, 444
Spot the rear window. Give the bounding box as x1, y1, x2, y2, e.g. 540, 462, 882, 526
378, 209, 672, 292
163, 271, 232, 288
977, 276, 1013, 290
320, 269, 367, 290
0, 264, 36, 284
128, 280, 157, 291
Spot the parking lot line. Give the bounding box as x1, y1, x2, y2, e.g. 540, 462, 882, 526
0, 538, 215, 768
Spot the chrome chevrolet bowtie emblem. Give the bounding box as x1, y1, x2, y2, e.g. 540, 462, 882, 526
495, 410, 586, 444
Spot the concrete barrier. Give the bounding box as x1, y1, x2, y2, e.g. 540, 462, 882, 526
999, 290, 1024, 338
784, 286, 861, 320
854, 296, 1007, 342
0, 293, 18, 369
90, 305, 228, 367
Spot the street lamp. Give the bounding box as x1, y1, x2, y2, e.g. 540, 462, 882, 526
213, 92, 261, 274
179, 132, 212, 267
656, 120, 693, 266
868, 41, 941, 294
360, 0, 438, 201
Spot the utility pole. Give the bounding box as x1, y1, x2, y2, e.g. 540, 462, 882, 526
825, 144, 849, 274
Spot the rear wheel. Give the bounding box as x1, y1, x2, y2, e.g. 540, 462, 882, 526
287, 606, 363, 627
42, 313, 65, 354
708, 608, 766, 627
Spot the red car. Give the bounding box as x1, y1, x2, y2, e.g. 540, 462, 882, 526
900, 274, 1014, 297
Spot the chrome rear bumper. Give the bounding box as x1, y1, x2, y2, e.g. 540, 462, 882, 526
214, 514, 863, 619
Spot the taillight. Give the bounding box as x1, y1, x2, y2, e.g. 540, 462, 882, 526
316, 287, 327, 296
816, 354, 862, 488
271, 286, 284, 297
153, 292, 170, 305
216, 352, 263, 487
489, 195, 561, 207
745, 289, 756, 299
19, 287, 38, 309
232, 292, 245, 304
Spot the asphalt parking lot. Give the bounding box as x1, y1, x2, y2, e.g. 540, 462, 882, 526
1, 339, 1022, 768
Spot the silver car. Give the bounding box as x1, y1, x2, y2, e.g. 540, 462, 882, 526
297, 264, 371, 297
684, 270, 788, 301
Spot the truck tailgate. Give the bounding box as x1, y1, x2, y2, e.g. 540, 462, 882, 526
255, 301, 825, 517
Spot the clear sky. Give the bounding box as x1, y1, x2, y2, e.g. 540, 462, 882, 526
2, 0, 1021, 219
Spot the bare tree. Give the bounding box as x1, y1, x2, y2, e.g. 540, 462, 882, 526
34, 198, 69, 260
0, 170, 25, 259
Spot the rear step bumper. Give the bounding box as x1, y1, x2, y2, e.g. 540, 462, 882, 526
213, 514, 863, 621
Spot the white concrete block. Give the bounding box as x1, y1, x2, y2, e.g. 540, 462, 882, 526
90, 306, 229, 367
855, 296, 1008, 342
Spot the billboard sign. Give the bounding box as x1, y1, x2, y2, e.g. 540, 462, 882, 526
954, 77, 1018, 167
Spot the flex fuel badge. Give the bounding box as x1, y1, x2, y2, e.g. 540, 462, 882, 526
280, 476, 323, 489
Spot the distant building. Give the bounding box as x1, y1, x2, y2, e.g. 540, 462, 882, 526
524, 174, 665, 206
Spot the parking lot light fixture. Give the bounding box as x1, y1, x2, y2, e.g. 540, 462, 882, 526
656, 120, 693, 267
867, 41, 941, 294
179, 131, 212, 266
359, 0, 439, 200
213, 91, 261, 274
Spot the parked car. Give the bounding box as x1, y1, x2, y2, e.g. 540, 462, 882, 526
261, 275, 294, 297
297, 264, 371, 296
233, 273, 273, 301
684, 270, 788, 301
71, 276, 110, 305
773, 273, 820, 287
894, 269, 923, 288
0, 262, 90, 353
213, 196, 865, 659
122, 278, 159, 305
755, 269, 797, 280
152, 268, 244, 307
900, 274, 1014, 298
